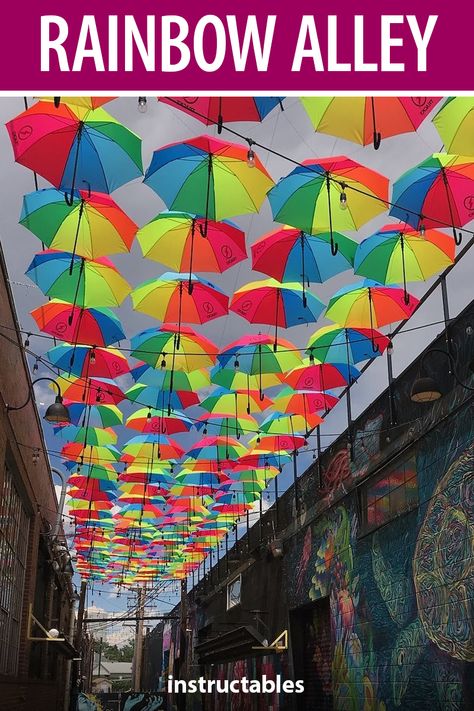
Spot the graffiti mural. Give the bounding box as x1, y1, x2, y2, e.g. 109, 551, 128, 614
121, 693, 166, 710
286, 400, 474, 711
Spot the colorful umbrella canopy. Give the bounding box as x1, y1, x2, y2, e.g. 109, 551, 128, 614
258, 411, 322, 436
230, 279, 325, 347
121, 434, 185, 463
131, 365, 210, 391
62, 441, 121, 464
125, 383, 200, 411
200, 388, 273, 415
143, 135, 274, 230
159, 97, 283, 130
326, 280, 420, 333
354, 224, 455, 301
301, 96, 440, 148
433, 97, 474, 154
47, 343, 129, 379
7, 101, 143, 196
195, 413, 259, 439
186, 436, 247, 461
125, 408, 193, 435
286, 360, 360, 391
268, 156, 389, 251
248, 435, 308, 453
137, 211, 246, 284
234, 452, 292, 470
20, 188, 137, 262
131, 272, 228, 325
209, 366, 282, 391
251, 225, 356, 292
217, 334, 301, 374
390, 153, 474, 243
130, 324, 216, 371
306, 325, 390, 365
65, 403, 123, 428
273, 388, 339, 416
54, 424, 118, 446
40, 97, 116, 110
26, 251, 131, 308
57, 375, 125, 405
30, 299, 125, 346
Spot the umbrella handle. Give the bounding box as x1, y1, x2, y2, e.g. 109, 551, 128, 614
454, 228, 463, 246
217, 114, 223, 134
373, 131, 381, 150
54, 97, 61, 108
331, 238, 339, 256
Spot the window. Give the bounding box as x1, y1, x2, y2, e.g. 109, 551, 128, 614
226, 575, 242, 610
359, 454, 418, 533
0, 464, 30, 675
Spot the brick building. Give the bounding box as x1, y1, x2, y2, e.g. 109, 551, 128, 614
142, 297, 474, 711
0, 245, 75, 711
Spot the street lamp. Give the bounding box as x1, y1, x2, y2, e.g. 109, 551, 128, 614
411, 348, 474, 403
6, 376, 71, 423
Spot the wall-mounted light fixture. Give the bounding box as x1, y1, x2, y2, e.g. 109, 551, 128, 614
6, 377, 71, 423
411, 347, 474, 403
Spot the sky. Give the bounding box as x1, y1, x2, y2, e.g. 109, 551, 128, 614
0, 96, 473, 623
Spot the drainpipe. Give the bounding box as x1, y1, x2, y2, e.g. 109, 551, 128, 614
51, 467, 68, 540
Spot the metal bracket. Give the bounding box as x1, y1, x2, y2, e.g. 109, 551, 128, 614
27, 602, 67, 642
252, 629, 288, 652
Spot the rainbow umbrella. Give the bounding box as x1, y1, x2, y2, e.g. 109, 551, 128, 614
251, 225, 356, 297
301, 97, 440, 149
7, 101, 143, 197
326, 280, 420, 337
433, 97, 474, 154
31, 299, 125, 346
20, 188, 137, 265
235, 452, 291, 470
159, 97, 283, 132
230, 279, 325, 349
195, 413, 259, 440
121, 434, 185, 463
186, 436, 247, 461
125, 408, 193, 435
40, 97, 116, 110
62, 441, 121, 464
248, 435, 307, 453
26, 251, 131, 309
144, 135, 274, 234
258, 411, 322, 436
131, 272, 228, 326
209, 366, 282, 391
65, 403, 123, 428
306, 325, 390, 365
130, 324, 216, 371
390, 154, 474, 244
54, 424, 117, 446
200, 388, 273, 416
131, 365, 210, 392
273, 388, 339, 416
286, 360, 360, 391
268, 156, 388, 253
57, 375, 125, 405
355, 224, 455, 302
137, 211, 246, 288
47, 343, 129, 379
125, 384, 199, 411
67, 465, 117, 482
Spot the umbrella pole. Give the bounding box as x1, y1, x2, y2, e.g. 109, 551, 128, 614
188, 218, 196, 294
217, 97, 223, 134
300, 232, 307, 307
168, 340, 177, 416
69, 198, 86, 275
370, 97, 382, 150
367, 287, 379, 353
234, 392, 240, 439
325, 173, 339, 256
399, 235, 410, 305
69, 258, 85, 320
64, 121, 85, 206
199, 154, 213, 238
274, 291, 280, 352
258, 344, 264, 400
441, 167, 463, 245
246, 374, 251, 415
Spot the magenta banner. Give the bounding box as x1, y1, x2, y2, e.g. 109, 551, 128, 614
0, 0, 471, 91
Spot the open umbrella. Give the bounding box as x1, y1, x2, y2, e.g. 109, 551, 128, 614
130, 324, 216, 371
251, 225, 356, 298
130, 365, 210, 391
131, 272, 228, 328
433, 97, 474, 154
40, 97, 116, 110
390, 153, 474, 244
301, 97, 440, 149
137, 211, 246, 289
121, 434, 185, 464
7, 101, 143, 198
195, 412, 259, 440
230, 279, 325, 349
31, 299, 125, 346
26, 251, 131, 310
57, 375, 125, 405
20, 188, 137, 267
159, 97, 284, 132
209, 366, 282, 391
144, 135, 274, 234
258, 411, 322, 436
286, 360, 360, 391
125, 383, 200, 411
186, 436, 247, 462
354, 224, 455, 302
268, 156, 389, 253
326, 280, 420, 340
200, 388, 273, 416
54, 424, 118, 446
125, 408, 193, 435
306, 325, 390, 365
47, 343, 129, 379
65, 403, 123, 428
273, 388, 339, 416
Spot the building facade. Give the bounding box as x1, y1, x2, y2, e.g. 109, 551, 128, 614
0, 246, 74, 711
142, 298, 474, 710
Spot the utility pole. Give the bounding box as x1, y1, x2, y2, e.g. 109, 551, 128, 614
70, 580, 87, 711
132, 585, 145, 691
178, 578, 188, 711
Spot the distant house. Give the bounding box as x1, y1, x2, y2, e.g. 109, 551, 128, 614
92, 658, 133, 692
